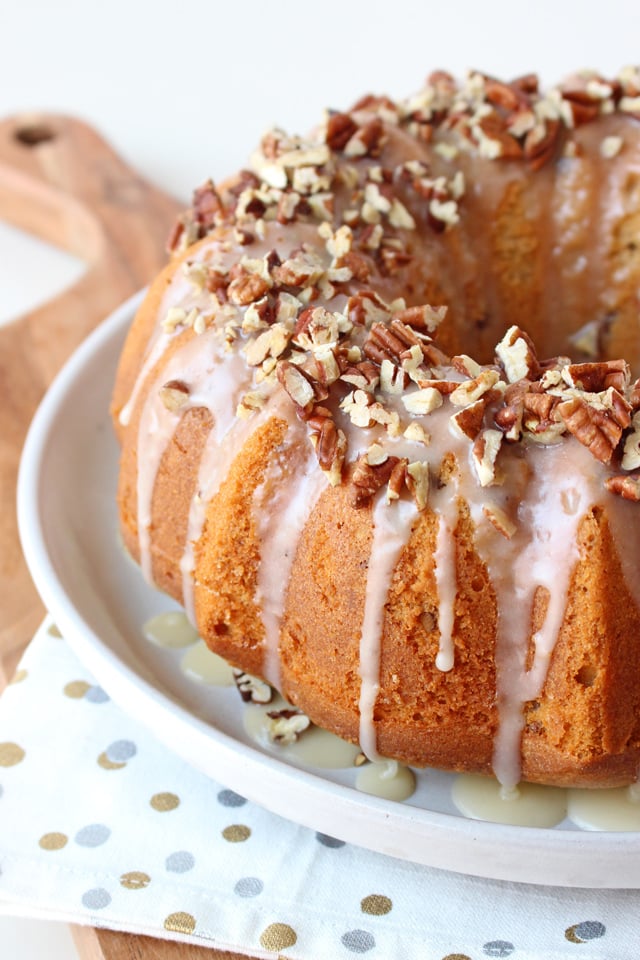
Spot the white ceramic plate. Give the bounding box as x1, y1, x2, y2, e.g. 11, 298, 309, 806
17, 292, 640, 888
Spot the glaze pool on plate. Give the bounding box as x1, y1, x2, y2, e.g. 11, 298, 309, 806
17, 292, 640, 887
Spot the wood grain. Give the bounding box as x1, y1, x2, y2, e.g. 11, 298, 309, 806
0, 112, 182, 671
0, 114, 264, 960
72, 927, 250, 960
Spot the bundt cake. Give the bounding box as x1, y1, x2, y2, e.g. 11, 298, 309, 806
112, 68, 640, 790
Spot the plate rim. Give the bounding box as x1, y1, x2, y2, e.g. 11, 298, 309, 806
16, 292, 640, 888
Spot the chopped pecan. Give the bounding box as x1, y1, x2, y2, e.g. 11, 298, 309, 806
245, 323, 291, 367
192, 179, 225, 232
630, 379, 640, 410
340, 360, 380, 392
265, 708, 311, 744
484, 77, 527, 112
276, 360, 316, 411
449, 370, 501, 407
273, 250, 324, 288
605, 475, 640, 502
352, 453, 400, 506
380, 358, 408, 394
557, 395, 627, 463
336, 250, 373, 282
310, 415, 346, 485
344, 117, 386, 158
347, 290, 391, 327
495, 326, 540, 382
363, 328, 402, 365
562, 359, 630, 393
412, 377, 459, 395
622, 413, 640, 470
325, 111, 358, 151
340, 389, 376, 427
564, 97, 600, 126
476, 116, 523, 159
227, 271, 270, 306
523, 390, 560, 422
233, 669, 272, 704
387, 458, 409, 502
379, 245, 412, 274
159, 379, 190, 412
405, 460, 430, 510
524, 118, 562, 171
450, 399, 486, 440
402, 386, 444, 415
472, 429, 503, 486
394, 304, 447, 332
452, 354, 482, 378
166, 217, 186, 253
483, 503, 516, 539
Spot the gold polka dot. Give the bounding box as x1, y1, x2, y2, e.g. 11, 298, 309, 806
150, 792, 180, 812
442, 955, 472, 960
260, 923, 297, 951
97, 752, 126, 770
0, 742, 25, 767
361, 893, 392, 915
47, 623, 62, 638
9, 669, 27, 685
120, 871, 151, 890
164, 911, 196, 935
39, 832, 68, 851
64, 680, 90, 699
222, 824, 251, 842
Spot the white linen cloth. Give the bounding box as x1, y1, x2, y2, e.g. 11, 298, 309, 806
1, 620, 639, 960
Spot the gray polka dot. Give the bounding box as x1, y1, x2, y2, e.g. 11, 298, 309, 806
81, 888, 111, 910
0, 784, 4, 799
483, 942, 514, 958
106, 740, 137, 762
574, 921, 606, 941
75, 824, 111, 847
165, 850, 195, 873
234, 876, 263, 898
316, 832, 345, 848
341, 929, 375, 953
217, 789, 246, 807
85, 686, 109, 704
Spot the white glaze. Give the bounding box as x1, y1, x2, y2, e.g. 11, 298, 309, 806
180, 640, 236, 686
432, 499, 458, 673
452, 773, 567, 827
142, 611, 199, 649
358, 494, 417, 760
252, 432, 327, 688
243, 695, 361, 768
355, 759, 417, 801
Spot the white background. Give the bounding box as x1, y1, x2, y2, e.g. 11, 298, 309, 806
1, 0, 639, 955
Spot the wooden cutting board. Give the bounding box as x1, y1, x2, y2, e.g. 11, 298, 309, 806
0, 113, 263, 960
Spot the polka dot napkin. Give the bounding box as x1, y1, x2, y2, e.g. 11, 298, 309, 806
1, 621, 640, 960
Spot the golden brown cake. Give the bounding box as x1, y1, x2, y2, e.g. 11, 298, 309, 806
112, 69, 640, 789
